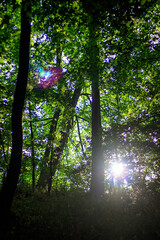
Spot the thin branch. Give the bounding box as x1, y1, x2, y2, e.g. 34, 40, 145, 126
76, 115, 86, 160
75, 114, 90, 123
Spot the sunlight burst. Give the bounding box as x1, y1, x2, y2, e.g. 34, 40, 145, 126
111, 163, 124, 177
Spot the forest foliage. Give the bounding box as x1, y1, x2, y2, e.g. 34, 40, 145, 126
0, 0, 160, 239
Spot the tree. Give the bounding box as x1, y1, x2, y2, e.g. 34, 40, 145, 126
0, 0, 31, 220
37, 86, 82, 192
28, 102, 36, 192
89, 21, 104, 196
0, 0, 159, 200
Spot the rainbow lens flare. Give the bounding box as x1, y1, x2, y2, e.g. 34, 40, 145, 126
38, 67, 62, 89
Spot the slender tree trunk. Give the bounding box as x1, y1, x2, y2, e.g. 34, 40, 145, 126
37, 108, 61, 188
37, 42, 62, 190
48, 146, 54, 193
29, 102, 35, 192
0, 129, 8, 182
48, 87, 82, 189
89, 20, 104, 197
76, 115, 86, 160
0, 130, 7, 165
37, 87, 81, 191
0, 0, 31, 220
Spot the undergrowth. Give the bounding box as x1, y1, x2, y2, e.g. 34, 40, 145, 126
2, 188, 160, 240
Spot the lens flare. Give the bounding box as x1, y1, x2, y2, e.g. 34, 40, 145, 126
38, 67, 62, 89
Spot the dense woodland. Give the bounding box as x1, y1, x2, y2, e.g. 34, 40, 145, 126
0, 0, 160, 239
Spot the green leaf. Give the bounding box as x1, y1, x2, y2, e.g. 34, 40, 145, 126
0, 58, 5, 64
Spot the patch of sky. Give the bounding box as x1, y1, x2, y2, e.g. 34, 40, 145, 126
147, 97, 152, 100
13, 25, 18, 30
23, 149, 32, 157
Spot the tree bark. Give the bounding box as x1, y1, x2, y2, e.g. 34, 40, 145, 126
0, 0, 31, 219
89, 20, 104, 197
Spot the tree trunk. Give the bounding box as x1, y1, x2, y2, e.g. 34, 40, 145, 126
37, 87, 81, 191
89, 20, 104, 197
0, 0, 31, 220
29, 102, 35, 192
37, 42, 62, 189
48, 87, 82, 192
0, 129, 8, 181
76, 115, 86, 160
37, 108, 61, 188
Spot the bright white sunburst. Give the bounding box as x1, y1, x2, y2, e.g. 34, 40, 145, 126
111, 163, 124, 177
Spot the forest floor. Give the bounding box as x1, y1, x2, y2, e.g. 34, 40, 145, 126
1, 188, 160, 240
